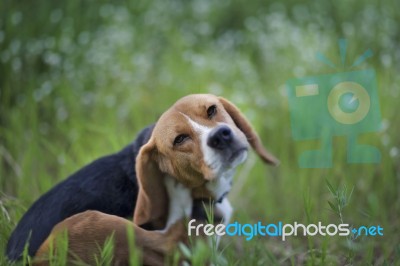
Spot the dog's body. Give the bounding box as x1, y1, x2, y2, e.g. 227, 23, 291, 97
6, 125, 154, 260
8, 94, 278, 265
34, 178, 193, 266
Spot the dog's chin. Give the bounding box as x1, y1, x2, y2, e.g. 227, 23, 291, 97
228, 148, 248, 167
204, 145, 249, 179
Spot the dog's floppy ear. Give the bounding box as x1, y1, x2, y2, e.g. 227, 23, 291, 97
133, 138, 168, 229
219, 96, 279, 165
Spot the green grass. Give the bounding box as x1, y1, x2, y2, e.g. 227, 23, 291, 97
1, 0, 400, 265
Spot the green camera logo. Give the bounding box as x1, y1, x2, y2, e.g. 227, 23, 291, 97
286, 40, 381, 168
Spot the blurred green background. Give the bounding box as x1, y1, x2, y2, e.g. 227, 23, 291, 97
1, 0, 399, 265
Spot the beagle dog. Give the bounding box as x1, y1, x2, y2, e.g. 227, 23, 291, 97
133, 94, 279, 232
33, 94, 278, 265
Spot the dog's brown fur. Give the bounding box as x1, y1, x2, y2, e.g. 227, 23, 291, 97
34, 211, 187, 266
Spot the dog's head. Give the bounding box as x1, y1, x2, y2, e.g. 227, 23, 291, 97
133, 94, 278, 228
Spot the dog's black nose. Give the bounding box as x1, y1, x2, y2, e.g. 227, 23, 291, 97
207, 125, 232, 149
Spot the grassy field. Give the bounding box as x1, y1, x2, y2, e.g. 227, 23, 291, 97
1, 0, 399, 265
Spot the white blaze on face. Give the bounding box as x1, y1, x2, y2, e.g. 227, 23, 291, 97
180, 113, 222, 173
181, 112, 236, 200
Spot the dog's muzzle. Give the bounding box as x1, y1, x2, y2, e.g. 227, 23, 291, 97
207, 125, 233, 150
207, 125, 248, 162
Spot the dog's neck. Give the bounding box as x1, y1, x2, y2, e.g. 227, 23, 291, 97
161, 166, 234, 229
205, 169, 234, 203
162, 175, 192, 231
165, 167, 235, 204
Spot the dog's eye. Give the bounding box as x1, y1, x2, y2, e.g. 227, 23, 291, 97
207, 105, 217, 119
173, 134, 189, 146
